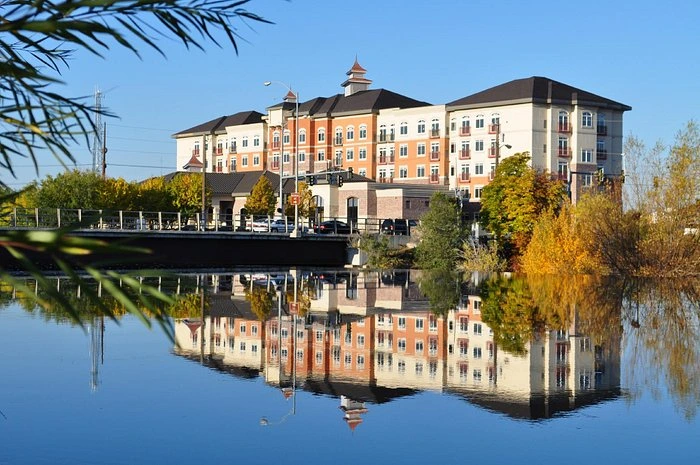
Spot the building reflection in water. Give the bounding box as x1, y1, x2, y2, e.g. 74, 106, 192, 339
171, 270, 622, 424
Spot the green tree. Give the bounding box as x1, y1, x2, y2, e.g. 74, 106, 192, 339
0, 0, 267, 333
135, 177, 174, 212
36, 169, 108, 209
245, 176, 276, 216
415, 191, 464, 269
168, 172, 209, 218
480, 152, 566, 264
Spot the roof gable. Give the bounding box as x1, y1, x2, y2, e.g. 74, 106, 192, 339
447, 77, 631, 111
174, 111, 264, 137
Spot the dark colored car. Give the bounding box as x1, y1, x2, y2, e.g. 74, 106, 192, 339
380, 219, 395, 234
381, 218, 410, 235
314, 220, 354, 234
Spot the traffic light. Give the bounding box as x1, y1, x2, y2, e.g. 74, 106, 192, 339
307, 175, 316, 186
596, 167, 605, 184
347, 167, 353, 179
338, 175, 344, 187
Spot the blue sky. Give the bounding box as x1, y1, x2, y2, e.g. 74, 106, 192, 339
6, 0, 699, 188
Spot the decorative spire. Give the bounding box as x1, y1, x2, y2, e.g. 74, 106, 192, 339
342, 57, 372, 96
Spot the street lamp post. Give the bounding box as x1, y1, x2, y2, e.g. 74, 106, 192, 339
264, 81, 300, 237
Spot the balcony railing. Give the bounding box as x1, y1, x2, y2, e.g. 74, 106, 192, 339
597, 125, 608, 136
430, 151, 440, 161
488, 124, 499, 134
379, 177, 394, 184
459, 126, 471, 136
558, 123, 572, 133
216, 148, 223, 155
378, 133, 395, 143
597, 149, 608, 160
558, 147, 572, 158
334, 137, 343, 146
270, 161, 280, 170
429, 173, 440, 183
272, 141, 281, 149
430, 129, 440, 138
459, 149, 470, 160
488, 147, 497, 158
192, 149, 200, 156
229, 145, 237, 154
460, 173, 470, 182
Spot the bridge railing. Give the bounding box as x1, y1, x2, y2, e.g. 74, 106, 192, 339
1, 208, 416, 235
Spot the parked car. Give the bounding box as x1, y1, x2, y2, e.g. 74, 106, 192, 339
380, 218, 410, 235
380, 219, 395, 234
314, 220, 355, 234
246, 216, 272, 232
270, 219, 309, 234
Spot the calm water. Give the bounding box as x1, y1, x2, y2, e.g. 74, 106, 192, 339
1, 271, 698, 465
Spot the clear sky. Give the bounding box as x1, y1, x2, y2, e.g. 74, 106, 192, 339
6, 0, 700, 188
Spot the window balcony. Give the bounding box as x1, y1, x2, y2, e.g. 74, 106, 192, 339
488, 147, 497, 158
270, 161, 280, 170
597, 125, 608, 136
216, 148, 223, 155
459, 126, 471, 136
460, 173, 470, 182
216, 166, 223, 173
558, 147, 572, 158
378, 133, 395, 143
192, 149, 200, 156
459, 149, 471, 160
429, 173, 440, 183
379, 155, 387, 165
558, 123, 572, 133
430, 128, 440, 138
597, 149, 608, 160
379, 176, 394, 184
334, 137, 343, 146
488, 124, 499, 134
272, 141, 281, 149
229, 145, 237, 154
430, 151, 440, 161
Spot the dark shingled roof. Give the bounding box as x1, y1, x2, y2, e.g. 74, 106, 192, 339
173, 111, 264, 137
159, 171, 294, 196
447, 77, 631, 111
268, 89, 430, 118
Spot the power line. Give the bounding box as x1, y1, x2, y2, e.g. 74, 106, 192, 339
109, 135, 174, 144
109, 123, 177, 132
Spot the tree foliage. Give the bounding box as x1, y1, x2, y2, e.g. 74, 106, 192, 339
415, 191, 465, 269
245, 176, 276, 216
480, 152, 566, 263
0, 0, 268, 333
167, 172, 208, 217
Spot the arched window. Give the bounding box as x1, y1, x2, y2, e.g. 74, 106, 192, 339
582, 111, 593, 128
417, 120, 426, 134
400, 121, 408, 135
460, 116, 470, 135
475, 114, 484, 129
335, 127, 343, 145
298, 129, 306, 143
558, 111, 569, 132
253, 135, 260, 147
346, 126, 354, 141
347, 197, 359, 228
317, 128, 325, 142
272, 131, 280, 149
359, 124, 367, 139
283, 130, 290, 144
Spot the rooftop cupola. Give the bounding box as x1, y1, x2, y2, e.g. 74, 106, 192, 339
341, 57, 372, 96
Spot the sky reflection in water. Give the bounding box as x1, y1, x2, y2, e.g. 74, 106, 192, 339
0, 270, 698, 465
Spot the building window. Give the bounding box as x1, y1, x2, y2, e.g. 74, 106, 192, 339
475, 140, 484, 151
473, 323, 482, 335
242, 155, 248, 167
346, 148, 354, 161
253, 135, 260, 147
346, 126, 354, 141
399, 166, 408, 178
582, 111, 593, 128
242, 136, 249, 148
400, 121, 408, 135
398, 317, 406, 329
299, 130, 306, 143
597, 139, 605, 152
417, 120, 425, 134
398, 338, 406, 352
357, 334, 365, 348
475, 163, 484, 175
283, 131, 290, 144
431, 118, 440, 136
473, 369, 482, 382
475, 115, 484, 129
317, 128, 325, 142
415, 318, 424, 331
283, 152, 290, 163
359, 125, 367, 139
473, 347, 482, 359
298, 151, 305, 162
474, 186, 483, 198
359, 148, 367, 160
581, 149, 593, 163
400, 144, 408, 157
317, 150, 325, 162
417, 143, 426, 156
582, 174, 593, 186
450, 118, 456, 132
359, 168, 366, 177
416, 340, 424, 353
417, 165, 425, 177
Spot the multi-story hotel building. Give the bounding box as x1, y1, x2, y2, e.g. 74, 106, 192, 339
174, 60, 630, 204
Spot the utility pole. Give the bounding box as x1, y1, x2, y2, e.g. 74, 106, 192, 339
92, 88, 104, 173
101, 123, 107, 179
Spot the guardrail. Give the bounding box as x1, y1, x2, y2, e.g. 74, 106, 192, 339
0, 208, 415, 236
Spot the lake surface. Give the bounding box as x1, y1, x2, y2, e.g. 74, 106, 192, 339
1, 270, 698, 465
